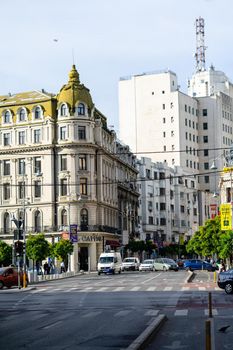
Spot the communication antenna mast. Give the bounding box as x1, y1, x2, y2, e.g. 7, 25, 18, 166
195, 17, 207, 72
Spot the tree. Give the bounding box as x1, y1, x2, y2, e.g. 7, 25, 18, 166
0, 241, 12, 266
53, 239, 73, 269
26, 234, 50, 271
219, 231, 233, 260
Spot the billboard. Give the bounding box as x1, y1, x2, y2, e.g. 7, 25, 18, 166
220, 203, 232, 231
69, 224, 78, 243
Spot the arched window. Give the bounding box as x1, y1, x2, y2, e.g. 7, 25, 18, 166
80, 209, 88, 231
60, 104, 67, 116
61, 209, 68, 226
19, 108, 26, 121
35, 107, 41, 119
4, 212, 10, 234
4, 111, 11, 123
34, 210, 41, 232
77, 103, 85, 116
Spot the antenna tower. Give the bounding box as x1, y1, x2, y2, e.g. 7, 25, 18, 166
195, 17, 207, 72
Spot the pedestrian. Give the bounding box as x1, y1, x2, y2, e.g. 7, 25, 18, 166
220, 260, 226, 272
60, 261, 65, 273
44, 262, 49, 275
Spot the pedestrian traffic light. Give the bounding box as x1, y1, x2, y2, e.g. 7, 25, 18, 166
14, 240, 23, 255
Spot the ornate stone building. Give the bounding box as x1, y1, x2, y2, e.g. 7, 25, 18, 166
0, 65, 139, 271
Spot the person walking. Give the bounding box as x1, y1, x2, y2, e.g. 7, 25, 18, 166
60, 261, 65, 273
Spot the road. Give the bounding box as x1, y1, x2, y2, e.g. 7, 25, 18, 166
0, 270, 230, 349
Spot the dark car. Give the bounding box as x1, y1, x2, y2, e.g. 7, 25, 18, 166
0, 267, 28, 289
183, 259, 216, 272
218, 269, 233, 294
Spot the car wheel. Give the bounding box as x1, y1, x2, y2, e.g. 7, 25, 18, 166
118, 269, 121, 274
225, 283, 233, 294
98, 272, 101, 276
163, 266, 167, 272
0, 281, 4, 289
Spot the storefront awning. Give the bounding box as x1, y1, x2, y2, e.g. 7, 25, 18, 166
106, 240, 120, 247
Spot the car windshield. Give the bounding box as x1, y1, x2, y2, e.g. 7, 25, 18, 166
0, 268, 6, 275
123, 258, 135, 263
163, 259, 175, 263
143, 260, 153, 264
99, 257, 114, 263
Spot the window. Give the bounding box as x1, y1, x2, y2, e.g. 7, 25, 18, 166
77, 103, 85, 115
163, 117, 166, 123
160, 188, 165, 196
4, 111, 10, 123
191, 180, 195, 188
160, 203, 166, 210
61, 209, 68, 226
163, 131, 166, 137
189, 120, 191, 127
185, 104, 187, 112
203, 135, 208, 143
60, 126, 66, 140
204, 162, 209, 170
80, 209, 88, 231
60, 179, 68, 196
148, 216, 153, 225
60, 155, 67, 171
188, 106, 191, 113
3, 160, 10, 175
79, 155, 87, 170
172, 144, 175, 150
34, 157, 41, 174
35, 106, 41, 119
146, 169, 151, 178
163, 145, 166, 151
60, 104, 67, 116
185, 132, 188, 140
3, 183, 10, 200
34, 129, 41, 143
34, 210, 41, 233
78, 126, 86, 140
18, 159, 25, 175
154, 172, 157, 180
162, 104, 165, 110
3, 133, 10, 146
160, 218, 166, 225
171, 130, 174, 136
204, 176, 209, 183
19, 131, 26, 145
19, 109, 26, 121
203, 122, 208, 130
159, 172, 165, 179
18, 181, 25, 199
34, 180, 41, 198
180, 205, 185, 213
80, 178, 87, 195
4, 212, 10, 233
203, 109, 208, 116
185, 119, 187, 126
204, 149, 209, 156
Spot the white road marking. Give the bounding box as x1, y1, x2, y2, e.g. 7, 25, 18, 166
142, 273, 162, 284
130, 287, 141, 291
147, 287, 157, 291
42, 320, 62, 329
145, 310, 159, 316
181, 287, 189, 291
164, 287, 172, 291
174, 309, 188, 316
114, 310, 131, 317
198, 287, 206, 291
82, 311, 102, 318
113, 287, 124, 291
96, 287, 108, 292
204, 309, 218, 316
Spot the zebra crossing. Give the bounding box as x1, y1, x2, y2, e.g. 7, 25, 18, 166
31, 284, 221, 294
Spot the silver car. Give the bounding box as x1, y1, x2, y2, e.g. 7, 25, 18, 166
139, 259, 155, 271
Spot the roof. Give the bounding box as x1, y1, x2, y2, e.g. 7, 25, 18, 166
0, 90, 54, 107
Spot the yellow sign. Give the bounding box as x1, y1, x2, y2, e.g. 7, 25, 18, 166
220, 203, 232, 230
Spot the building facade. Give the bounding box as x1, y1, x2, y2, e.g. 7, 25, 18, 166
0, 65, 139, 271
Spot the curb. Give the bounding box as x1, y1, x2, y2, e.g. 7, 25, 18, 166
0, 286, 36, 293
126, 314, 167, 350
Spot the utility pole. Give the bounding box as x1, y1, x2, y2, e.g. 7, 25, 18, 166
12, 215, 27, 288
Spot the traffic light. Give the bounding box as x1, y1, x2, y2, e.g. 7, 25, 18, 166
14, 240, 23, 255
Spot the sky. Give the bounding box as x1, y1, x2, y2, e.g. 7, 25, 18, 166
1, 0, 233, 135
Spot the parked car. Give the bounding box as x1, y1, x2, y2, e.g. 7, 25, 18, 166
184, 259, 216, 272
218, 269, 233, 294
154, 258, 179, 271
122, 257, 140, 271
0, 266, 28, 289
139, 259, 155, 272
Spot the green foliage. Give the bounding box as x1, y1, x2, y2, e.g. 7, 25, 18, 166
219, 231, 233, 259
0, 241, 12, 266
26, 234, 50, 263
53, 239, 73, 263
125, 240, 156, 253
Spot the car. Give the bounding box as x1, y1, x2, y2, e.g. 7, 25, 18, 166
154, 258, 179, 271
218, 269, 233, 294
139, 259, 155, 272
183, 259, 216, 272
97, 251, 122, 275
0, 266, 28, 289
122, 257, 140, 271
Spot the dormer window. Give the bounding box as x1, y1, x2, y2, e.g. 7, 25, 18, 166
60, 104, 67, 116
19, 108, 26, 121
77, 103, 85, 115
34, 106, 42, 120
4, 111, 11, 123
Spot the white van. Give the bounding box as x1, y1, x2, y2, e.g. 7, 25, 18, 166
97, 251, 122, 275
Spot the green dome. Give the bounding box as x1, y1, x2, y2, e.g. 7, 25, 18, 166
57, 65, 94, 110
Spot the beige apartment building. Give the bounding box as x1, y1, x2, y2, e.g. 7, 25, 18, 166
0, 65, 139, 271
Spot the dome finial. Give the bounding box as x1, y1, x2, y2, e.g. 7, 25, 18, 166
68, 65, 80, 84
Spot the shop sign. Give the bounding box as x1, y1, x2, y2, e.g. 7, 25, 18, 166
220, 203, 232, 231
79, 234, 102, 243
